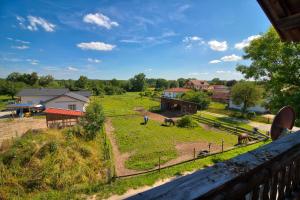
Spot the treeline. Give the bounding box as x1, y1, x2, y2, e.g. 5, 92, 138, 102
0, 72, 236, 99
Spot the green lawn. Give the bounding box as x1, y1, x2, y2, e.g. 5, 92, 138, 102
97, 93, 160, 116
196, 111, 254, 131
112, 115, 237, 170
0, 95, 13, 111
207, 101, 272, 124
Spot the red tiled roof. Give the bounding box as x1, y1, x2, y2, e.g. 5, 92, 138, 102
186, 80, 209, 86
44, 108, 84, 116
164, 88, 191, 92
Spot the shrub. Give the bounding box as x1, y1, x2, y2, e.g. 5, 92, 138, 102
247, 111, 256, 119
181, 91, 210, 110
177, 116, 198, 128
38, 141, 58, 159
80, 99, 105, 140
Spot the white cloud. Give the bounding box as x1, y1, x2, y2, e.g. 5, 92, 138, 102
7, 37, 30, 44
145, 68, 153, 72
235, 35, 261, 50
188, 72, 209, 76
83, 13, 119, 29
77, 42, 115, 51
66, 66, 78, 71
87, 58, 101, 63
12, 45, 29, 50
208, 40, 228, 51
183, 36, 205, 48
26, 59, 39, 65
220, 54, 242, 62
209, 60, 221, 64
27, 16, 56, 32
216, 70, 231, 74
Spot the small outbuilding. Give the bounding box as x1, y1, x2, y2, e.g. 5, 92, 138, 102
160, 97, 198, 114
44, 108, 84, 128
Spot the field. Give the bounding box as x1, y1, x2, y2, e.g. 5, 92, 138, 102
112, 115, 237, 170
207, 101, 272, 124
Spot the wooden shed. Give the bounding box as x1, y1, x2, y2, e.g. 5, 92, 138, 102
44, 108, 84, 128
160, 97, 198, 114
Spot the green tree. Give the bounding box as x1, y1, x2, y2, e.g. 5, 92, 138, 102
231, 82, 263, 115
236, 27, 300, 119
39, 75, 54, 87
181, 91, 210, 110
4, 81, 25, 99
129, 73, 147, 92
169, 80, 179, 88
80, 99, 105, 140
155, 79, 169, 90
177, 78, 186, 87
75, 76, 88, 89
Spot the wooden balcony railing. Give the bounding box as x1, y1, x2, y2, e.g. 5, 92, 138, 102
128, 131, 300, 200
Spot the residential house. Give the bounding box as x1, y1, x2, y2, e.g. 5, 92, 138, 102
184, 80, 210, 91
210, 85, 230, 103
17, 88, 91, 112
162, 88, 191, 99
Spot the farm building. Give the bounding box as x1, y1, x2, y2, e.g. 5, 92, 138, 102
16, 88, 91, 111
184, 80, 210, 91
162, 88, 191, 98
44, 108, 84, 128
160, 97, 198, 114
210, 85, 230, 103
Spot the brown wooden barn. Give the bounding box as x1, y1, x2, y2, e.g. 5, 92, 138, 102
44, 108, 84, 128
160, 97, 198, 114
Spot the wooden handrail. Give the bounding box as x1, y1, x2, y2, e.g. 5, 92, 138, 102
128, 131, 300, 200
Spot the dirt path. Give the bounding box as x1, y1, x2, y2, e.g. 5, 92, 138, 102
0, 118, 46, 145
105, 118, 139, 176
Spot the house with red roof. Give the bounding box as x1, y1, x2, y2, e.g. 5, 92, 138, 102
184, 80, 210, 91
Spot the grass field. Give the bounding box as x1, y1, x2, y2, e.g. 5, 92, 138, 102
207, 101, 272, 124
0, 95, 13, 111
97, 93, 160, 116
112, 115, 237, 170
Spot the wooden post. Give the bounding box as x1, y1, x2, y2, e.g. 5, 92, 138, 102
208, 143, 211, 153
221, 139, 224, 152
158, 156, 161, 172
193, 148, 196, 160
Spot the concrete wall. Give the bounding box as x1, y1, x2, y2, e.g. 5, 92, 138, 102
229, 99, 268, 113
21, 96, 56, 104
45, 96, 88, 111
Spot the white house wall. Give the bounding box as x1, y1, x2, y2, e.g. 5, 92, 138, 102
21, 96, 57, 104
229, 99, 268, 113
45, 96, 87, 111
163, 92, 184, 98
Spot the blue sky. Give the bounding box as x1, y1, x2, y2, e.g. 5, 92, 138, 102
0, 0, 271, 80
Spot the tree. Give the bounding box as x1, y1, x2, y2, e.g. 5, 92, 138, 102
177, 78, 186, 87
226, 80, 237, 87
80, 99, 105, 140
4, 81, 25, 99
111, 78, 120, 87
129, 73, 147, 92
39, 75, 54, 87
169, 80, 179, 88
28, 72, 38, 86
236, 27, 300, 119
75, 76, 88, 89
210, 78, 225, 85
181, 91, 210, 110
155, 79, 169, 90
231, 82, 262, 115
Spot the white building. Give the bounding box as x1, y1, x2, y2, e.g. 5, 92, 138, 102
163, 88, 191, 99
229, 99, 268, 113
17, 88, 91, 111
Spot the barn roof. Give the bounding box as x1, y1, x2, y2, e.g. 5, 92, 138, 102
72, 90, 92, 97
44, 92, 89, 103
258, 0, 300, 42
44, 108, 84, 116
17, 88, 69, 96
186, 80, 209, 86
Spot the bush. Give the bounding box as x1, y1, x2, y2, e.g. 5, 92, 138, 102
80, 99, 105, 140
247, 111, 256, 119
177, 116, 198, 128
181, 91, 210, 110
38, 141, 58, 159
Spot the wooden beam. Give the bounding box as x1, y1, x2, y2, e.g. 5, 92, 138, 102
277, 13, 300, 30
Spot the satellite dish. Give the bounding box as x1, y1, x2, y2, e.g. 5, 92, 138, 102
270, 106, 296, 140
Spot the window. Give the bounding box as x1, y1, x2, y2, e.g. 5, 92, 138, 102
68, 104, 76, 110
